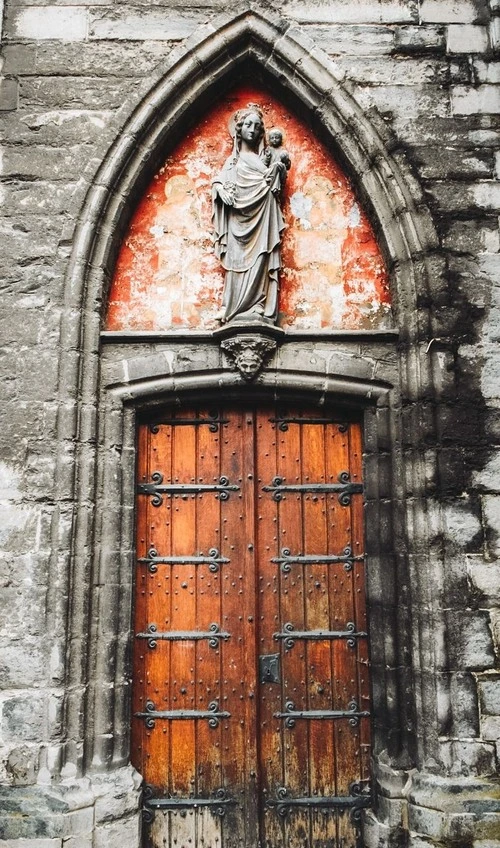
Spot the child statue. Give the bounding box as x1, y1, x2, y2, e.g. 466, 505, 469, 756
263, 128, 291, 198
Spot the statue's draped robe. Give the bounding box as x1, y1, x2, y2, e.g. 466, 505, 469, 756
212, 151, 285, 323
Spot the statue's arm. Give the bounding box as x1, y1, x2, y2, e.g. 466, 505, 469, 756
214, 181, 235, 206
213, 158, 236, 206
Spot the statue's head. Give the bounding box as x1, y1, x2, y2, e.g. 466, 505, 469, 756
234, 347, 263, 380
268, 128, 283, 148
234, 105, 265, 150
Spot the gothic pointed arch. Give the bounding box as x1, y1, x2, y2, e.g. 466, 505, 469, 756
63, 6, 439, 347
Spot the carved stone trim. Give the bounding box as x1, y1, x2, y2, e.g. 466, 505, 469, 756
220, 333, 278, 380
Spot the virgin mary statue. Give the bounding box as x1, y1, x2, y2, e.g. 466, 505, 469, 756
212, 106, 287, 325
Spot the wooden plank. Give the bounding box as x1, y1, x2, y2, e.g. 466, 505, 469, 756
194, 408, 224, 803
169, 412, 198, 797
350, 423, 371, 786
326, 421, 365, 847
275, 410, 310, 848
144, 421, 174, 792
255, 407, 285, 848
300, 417, 336, 848
219, 408, 258, 848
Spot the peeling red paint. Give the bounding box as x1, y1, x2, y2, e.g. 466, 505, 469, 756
105, 86, 391, 332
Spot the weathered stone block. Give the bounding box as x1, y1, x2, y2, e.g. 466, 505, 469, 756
1, 692, 46, 744
0, 587, 48, 639
283, 0, 418, 24
376, 794, 408, 828
478, 676, 500, 715
440, 739, 497, 776
0, 78, 19, 111
33, 40, 169, 76
408, 802, 445, 839
445, 609, 495, 670
447, 24, 490, 53
335, 55, 447, 85
18, 76, 141, 111
62, 837, 92, 848
468, 558, 500, 604
393, 23, 445, 52
481, 495, 500, 558
92, 813, 141, 848
452, 85, 500, 116
0, 642, 49, 688
445, 812, 476, 842
413, 146, 494, 179
442, 500, 483, 550
2, 143, 94, 182
437, 447, 489, 497
470, 182, 500, 211
88, 9, 199, 40
1, 841, 62, 847
474, 58, 500, 85
392, 115, 494, 148
474, 452, 500, 492
308, 23, 395, 54
441, 219, 500, 254
420, 0, 489, 24
7, 6, 88, 40
437, 671, 480, 737
358, 83, 450, 118
481, 714, 500, 742
407, 836, 436, 847
4, 744, 39, 787
93, 770, 142, 824
1, 45, 36, 74
0, 110, 115, 148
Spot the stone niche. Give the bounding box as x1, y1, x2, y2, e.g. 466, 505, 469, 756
105, 85, 392, 334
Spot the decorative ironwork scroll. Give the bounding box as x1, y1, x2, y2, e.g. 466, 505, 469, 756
263, 472, 363, 505
137, 472, 239, 505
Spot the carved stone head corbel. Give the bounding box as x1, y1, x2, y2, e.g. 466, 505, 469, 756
220, 333, 278, 381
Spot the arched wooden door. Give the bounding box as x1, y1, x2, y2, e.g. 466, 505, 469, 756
132, 404, 371, 848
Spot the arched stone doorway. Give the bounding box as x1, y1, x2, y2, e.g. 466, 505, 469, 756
103, 87, 395, 847
51, 8, 443, 847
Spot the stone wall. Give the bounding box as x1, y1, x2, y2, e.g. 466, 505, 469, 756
0, 1, 499, 846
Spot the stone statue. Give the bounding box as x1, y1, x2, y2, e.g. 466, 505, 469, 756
263, 128, 291, 200
212, 106, 289, 325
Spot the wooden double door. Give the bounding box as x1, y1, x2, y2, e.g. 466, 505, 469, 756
132, 404, 371, 848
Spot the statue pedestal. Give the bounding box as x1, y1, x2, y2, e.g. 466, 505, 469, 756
213, 321, 284, 380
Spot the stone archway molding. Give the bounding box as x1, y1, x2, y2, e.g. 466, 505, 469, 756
55, 0, 441, 779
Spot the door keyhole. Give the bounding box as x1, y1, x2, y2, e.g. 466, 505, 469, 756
259, 653, 280, 684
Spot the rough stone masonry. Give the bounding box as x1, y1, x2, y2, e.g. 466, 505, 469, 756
0, 0, 500, 846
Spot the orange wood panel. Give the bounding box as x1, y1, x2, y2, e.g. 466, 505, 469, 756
132, 406, 371, 848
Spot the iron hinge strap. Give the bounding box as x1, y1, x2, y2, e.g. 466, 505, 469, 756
142, 787, 236, 822
263, 473, 362, 505
137, 472, 240, 504
138, 547, 228, 573
275, 621, 367, 649
266, 783, 371, 818
276, 700, 370, 728
149, 415, 228, 432
135, 700, 229, 729
136, 623, 230, 649
273, 546, 363, 571
269, 417, 348, 431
